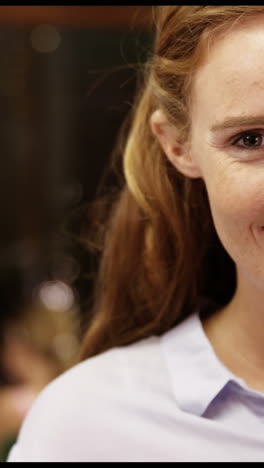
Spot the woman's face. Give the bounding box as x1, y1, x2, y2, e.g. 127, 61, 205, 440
189, 16, 264, 290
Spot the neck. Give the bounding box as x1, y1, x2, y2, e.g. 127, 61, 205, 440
202, 270, 264, 393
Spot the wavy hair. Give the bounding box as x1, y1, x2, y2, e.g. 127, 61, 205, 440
79, 6, 264, 360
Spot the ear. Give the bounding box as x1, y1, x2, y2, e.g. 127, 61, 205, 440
150, 109, 202, 179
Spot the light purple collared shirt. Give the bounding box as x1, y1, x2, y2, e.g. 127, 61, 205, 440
7, 311, 264, 462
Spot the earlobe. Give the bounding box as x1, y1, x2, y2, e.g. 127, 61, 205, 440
150, 109, 202, 179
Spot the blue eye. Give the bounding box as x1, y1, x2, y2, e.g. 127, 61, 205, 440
232, 132, 264, 149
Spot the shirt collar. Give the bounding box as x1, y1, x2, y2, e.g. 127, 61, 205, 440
160, 308, 243, 417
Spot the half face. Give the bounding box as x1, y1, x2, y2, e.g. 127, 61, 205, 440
189, 15, 264, 291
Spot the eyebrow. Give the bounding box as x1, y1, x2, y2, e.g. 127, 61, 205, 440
211, 116, 264, 132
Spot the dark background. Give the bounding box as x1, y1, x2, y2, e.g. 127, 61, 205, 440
0, 6, 153, 368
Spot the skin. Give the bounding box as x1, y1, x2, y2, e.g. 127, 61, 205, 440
151, 15, 264, 392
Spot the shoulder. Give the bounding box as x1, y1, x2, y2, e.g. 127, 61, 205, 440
8, 334, 171, 462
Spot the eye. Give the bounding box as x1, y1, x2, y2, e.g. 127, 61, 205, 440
232, 131, 264, 149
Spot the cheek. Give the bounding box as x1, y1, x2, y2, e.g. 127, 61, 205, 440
202, 163, 264, 251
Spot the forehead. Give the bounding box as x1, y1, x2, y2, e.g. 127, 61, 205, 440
191, 16, 264, 121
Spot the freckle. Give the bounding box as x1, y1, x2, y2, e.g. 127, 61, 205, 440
224, 76, 238, 87
251, 80, 264, 90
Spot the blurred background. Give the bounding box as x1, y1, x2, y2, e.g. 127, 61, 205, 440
0, 6, 153, 460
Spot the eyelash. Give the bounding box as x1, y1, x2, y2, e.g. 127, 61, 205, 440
231, 130, 264, 151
